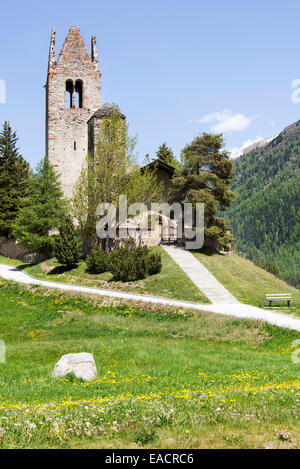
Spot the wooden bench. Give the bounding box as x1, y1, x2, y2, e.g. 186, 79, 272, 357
266, 294, 292, 307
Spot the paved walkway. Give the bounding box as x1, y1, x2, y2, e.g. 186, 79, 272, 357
162, 244, 238, 304
1, 263, 300, 331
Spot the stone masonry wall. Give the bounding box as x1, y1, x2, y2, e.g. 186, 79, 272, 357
0, 237, 47, 264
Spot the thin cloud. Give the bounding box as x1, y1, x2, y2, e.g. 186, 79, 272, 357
189, 109, 256, 133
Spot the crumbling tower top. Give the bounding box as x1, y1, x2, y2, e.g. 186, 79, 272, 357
46, 26, 101, 198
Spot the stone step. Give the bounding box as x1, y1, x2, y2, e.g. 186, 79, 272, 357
161, 244, 239, 305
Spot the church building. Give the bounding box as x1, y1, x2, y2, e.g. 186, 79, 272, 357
45, 26, 175, 203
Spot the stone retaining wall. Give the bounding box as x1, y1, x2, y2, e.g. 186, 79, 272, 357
0, 237, 47, 264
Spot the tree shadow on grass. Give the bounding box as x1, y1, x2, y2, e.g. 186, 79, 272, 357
191, 247, 223, 257
14, 263, 36, 271
12, 263, 76, 276
47, 265, 77, 275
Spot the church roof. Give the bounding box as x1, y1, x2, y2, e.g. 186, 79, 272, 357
141, 159, 176, 175
88, 103, 126, 122
54, 26, 96, 71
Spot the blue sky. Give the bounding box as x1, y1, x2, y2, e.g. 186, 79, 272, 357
1, 0, 300, 166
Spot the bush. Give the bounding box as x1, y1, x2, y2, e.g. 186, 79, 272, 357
86, 246, 110, 274
53, 216, 81, 267
148, 251, 162, 275
109, 245, 162, 282
109, 246, 144, 282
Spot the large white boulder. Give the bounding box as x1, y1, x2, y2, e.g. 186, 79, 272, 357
51, 352, 97, 381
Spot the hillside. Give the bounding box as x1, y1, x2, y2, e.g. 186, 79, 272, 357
240, 134, 278, 156
226, 120, 300, 288
193, 248, 300, 312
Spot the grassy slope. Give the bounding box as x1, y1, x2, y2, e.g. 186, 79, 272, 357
193, 248, 300, 313
0, 247, 209, 304
1, 246, 299, 313
1, 280, 300, 448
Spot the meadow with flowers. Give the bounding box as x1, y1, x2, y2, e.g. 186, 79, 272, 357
1, 278, 300, 448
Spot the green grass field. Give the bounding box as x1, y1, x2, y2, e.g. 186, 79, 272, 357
193, 248, 300, 315
1, 279, 300, 448
0, 247, 208, 304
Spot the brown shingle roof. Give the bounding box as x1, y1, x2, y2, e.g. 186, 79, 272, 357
88, 103, 126, 122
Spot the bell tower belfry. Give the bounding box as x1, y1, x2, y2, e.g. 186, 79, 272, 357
46, 26, 101, 198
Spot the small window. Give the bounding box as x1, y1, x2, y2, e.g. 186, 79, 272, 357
75, 80, 83, 108
66, 80, 73, 108
74, 142, 76, 151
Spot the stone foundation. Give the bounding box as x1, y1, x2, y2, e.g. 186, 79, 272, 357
204, 237, 231, 255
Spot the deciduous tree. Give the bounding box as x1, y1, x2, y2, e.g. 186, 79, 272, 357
73, 106, 163, 236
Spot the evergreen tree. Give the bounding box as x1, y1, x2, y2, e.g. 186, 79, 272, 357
0, 121, 30, 236
226, 122, 300, 287
13, 156, 68, 255
54, 216, 82, 266
156, 143, 180, 168
170, 133, 235, 250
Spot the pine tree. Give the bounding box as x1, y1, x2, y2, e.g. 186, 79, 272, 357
13, 156, 68, 255
170, 133, 235, 250
0, 122, 30, 236
53, 216, 82, 266
156, 143, 180, 168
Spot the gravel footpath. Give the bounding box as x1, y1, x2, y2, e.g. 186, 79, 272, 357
0, 263, 300, 332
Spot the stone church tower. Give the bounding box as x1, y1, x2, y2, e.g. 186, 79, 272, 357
46, 26, 101, 198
